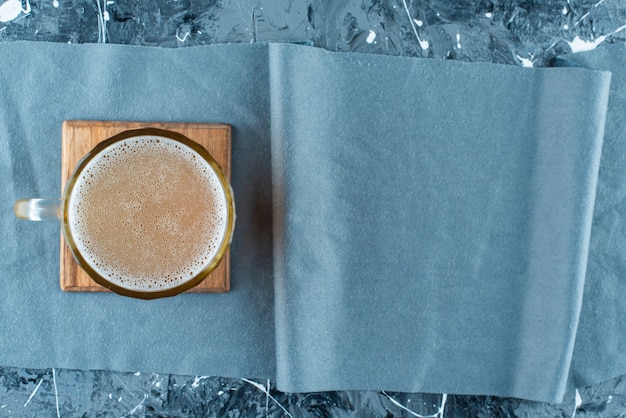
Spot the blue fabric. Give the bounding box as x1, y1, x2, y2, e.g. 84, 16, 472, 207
0, 40, 618, 403
269, 44, 609, 402
0, 42, 276, 380
555, 42, 626, 390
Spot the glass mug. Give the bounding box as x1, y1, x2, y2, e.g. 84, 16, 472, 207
14, 128, 235, 299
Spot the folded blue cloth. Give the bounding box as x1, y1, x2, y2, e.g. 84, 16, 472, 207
0, 40, 621, 403
269, 44, 610, 402
554, 42, 626, 391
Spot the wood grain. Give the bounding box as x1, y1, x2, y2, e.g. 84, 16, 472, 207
60, 120, 231, 293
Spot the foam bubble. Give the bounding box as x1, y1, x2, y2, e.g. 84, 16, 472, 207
68, 135, 228, 291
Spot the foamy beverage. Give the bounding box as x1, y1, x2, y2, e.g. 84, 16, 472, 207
66, 135, 230, 292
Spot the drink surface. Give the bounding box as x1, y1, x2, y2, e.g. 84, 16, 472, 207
68, 136, 228, 291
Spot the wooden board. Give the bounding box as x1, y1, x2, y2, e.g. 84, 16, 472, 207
60, 120, 231, 293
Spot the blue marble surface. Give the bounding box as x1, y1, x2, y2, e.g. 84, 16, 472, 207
2, 366, 626, 416
1, 0, 626, 416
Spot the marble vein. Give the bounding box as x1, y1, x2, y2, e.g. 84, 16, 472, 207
242, 378, 293, 417
22, 377, 42, 408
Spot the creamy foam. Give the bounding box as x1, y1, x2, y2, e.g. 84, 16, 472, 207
68, 135, 228, 291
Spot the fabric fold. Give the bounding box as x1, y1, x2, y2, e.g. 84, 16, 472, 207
554, 42, 626, 391
269, 43, 610, 402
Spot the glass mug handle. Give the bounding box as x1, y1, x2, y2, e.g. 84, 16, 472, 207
14, 199, 62, 221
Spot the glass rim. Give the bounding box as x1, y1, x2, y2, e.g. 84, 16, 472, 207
61, 127, 235, 299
